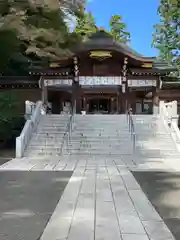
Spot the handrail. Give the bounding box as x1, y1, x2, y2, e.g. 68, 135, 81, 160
126, 109, 136, 153
57, 104, 75, 158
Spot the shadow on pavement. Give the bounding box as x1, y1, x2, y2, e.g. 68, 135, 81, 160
0, 171, 72, 240
0, 148, 15, 166
132, 171, 180, 240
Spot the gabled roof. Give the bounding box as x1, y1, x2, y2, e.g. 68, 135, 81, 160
74, 30, 155, 62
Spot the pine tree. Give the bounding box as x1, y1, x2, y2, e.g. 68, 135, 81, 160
74, 9, 97, 41
109, 14, 130, 43
153, 0, 180, 72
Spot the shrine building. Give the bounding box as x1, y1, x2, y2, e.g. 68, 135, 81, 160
0, 29, 179, 115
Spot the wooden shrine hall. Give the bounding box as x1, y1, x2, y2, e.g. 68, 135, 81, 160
29, 29, 175, 114
1, 29, 178, 115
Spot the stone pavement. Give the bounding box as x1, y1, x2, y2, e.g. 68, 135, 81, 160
0, 155, 177, 240
132, 171, 180, 240
0, 171, 72, 240
39, 156, 175, 240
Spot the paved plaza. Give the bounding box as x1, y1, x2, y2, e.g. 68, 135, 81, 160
0, 154, 179, 240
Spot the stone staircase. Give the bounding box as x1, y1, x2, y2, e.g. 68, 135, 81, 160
24, 115, 70, 157
65, 114, 180, 170
67, 114, 134, 157
23, 113, 180, 171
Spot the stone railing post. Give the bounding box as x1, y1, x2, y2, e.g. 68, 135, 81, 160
16, 137, 22, 158
159, 101, 165, 116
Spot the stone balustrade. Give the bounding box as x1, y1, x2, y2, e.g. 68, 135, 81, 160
16, 101, 43, 158
159, 100, 180, 152
160, 100, 178, 124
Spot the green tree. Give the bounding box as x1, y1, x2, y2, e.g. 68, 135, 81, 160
0, 2, 27, 73
153, 0, 180, 71
109, 14, 130, 43
74, 9, 97, 41
0, 0, 86, 146
0, 0, 85, 66
0, 91, 24, 147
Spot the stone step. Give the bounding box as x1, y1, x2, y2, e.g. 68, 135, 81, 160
31, 132, 66, 137
134, 150, 179, 155
70, 138, 131, 142
72, 130, 130, 133
135, 134, 172, 137
73, 133, 130, 136
28, 140, 131, 146
38, 123, 69, 126
40, 118, 69, 121
136, 139, 173, 143
35, 129, 68, 133
39, 121, 69, 125
24, 151, 133, 157
26, 144, 133, 151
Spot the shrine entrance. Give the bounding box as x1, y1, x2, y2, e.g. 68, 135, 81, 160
48, 90, 72, 114
89, 98, 110, 114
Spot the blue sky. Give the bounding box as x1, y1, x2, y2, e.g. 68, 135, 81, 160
86, 0, 159, 57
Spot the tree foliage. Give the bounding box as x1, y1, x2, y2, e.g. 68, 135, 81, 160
109, 14, 130, 43
153, 0, 180, 71
0, 0, 86, 146
74, 11, 130, 43
0, 90, 23, 146
74, 9, 97, 41
0, 0, 85, 74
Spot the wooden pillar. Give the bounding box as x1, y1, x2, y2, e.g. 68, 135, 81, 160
73, 56, 81, 113
117, 91, 119, 113
83, 97, 86, 110
153, 91, 159, 105
128, 88, 132, 109
122, 57, 128, 113
131, 92, 136, 114
110, 97, 114, 113
152, 89, 159, 114
121, 87, 127, 114
41, 76, 48, 104
86, 98, 89, 112
75, 84, 80, 113
152, 78, 160, 114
